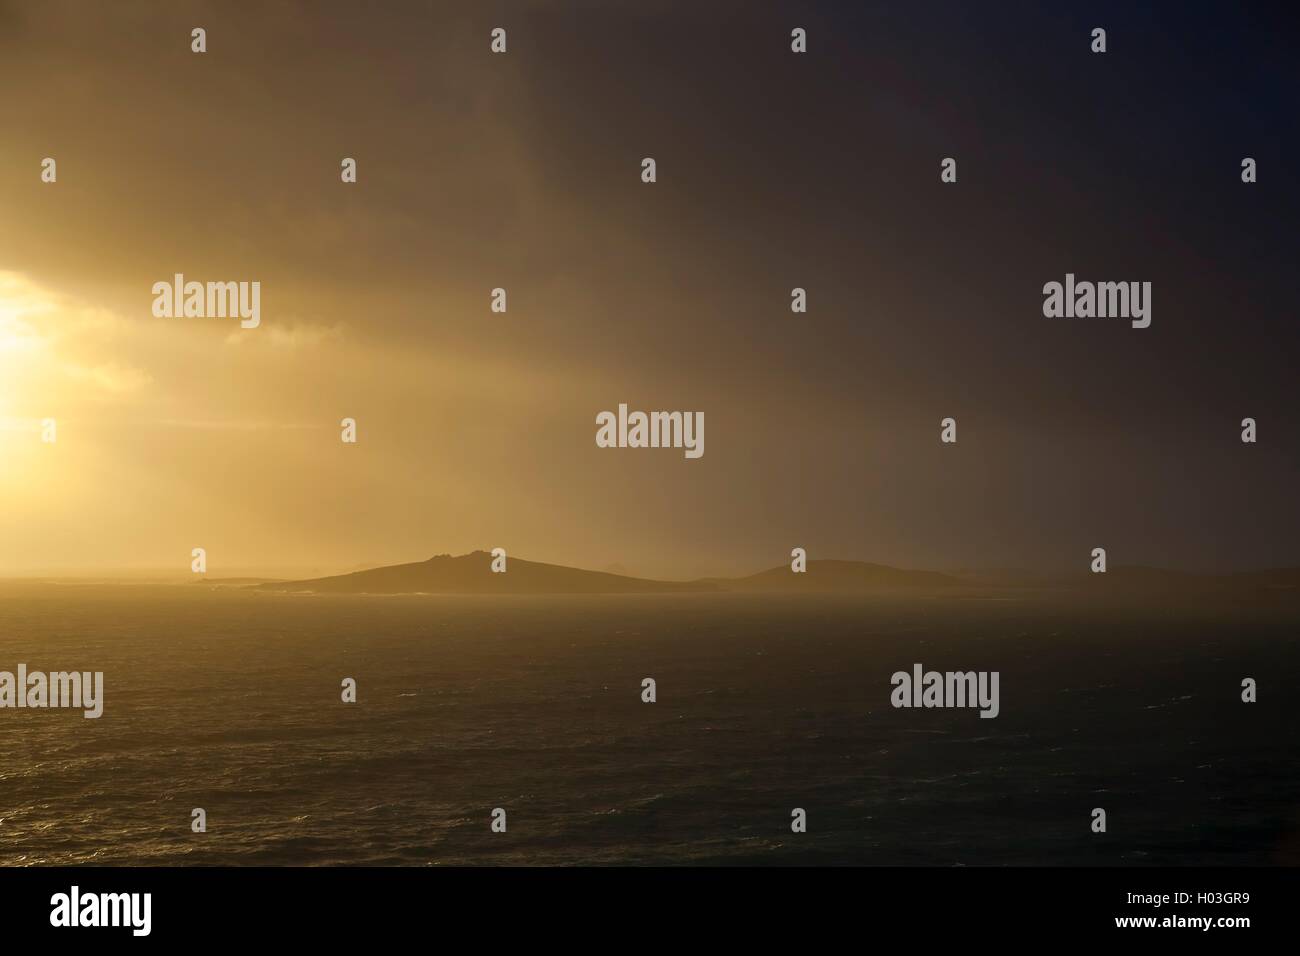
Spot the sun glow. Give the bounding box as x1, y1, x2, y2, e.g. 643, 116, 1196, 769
0, 273, 55, 422
0, 272, 129, 521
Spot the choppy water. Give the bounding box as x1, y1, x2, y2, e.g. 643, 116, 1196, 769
0, 584, 1296, 865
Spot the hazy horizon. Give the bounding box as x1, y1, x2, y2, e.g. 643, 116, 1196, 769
6, 549, 1300, 583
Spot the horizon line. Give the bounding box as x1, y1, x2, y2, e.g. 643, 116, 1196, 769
2, 551, 1299, 584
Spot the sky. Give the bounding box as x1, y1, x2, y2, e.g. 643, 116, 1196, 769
0, 0, 1297, 578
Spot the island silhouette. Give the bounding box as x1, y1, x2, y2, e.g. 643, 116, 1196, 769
247, 551, 1300, 597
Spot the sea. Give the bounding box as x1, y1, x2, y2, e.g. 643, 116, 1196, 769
0, 583, 1296, 866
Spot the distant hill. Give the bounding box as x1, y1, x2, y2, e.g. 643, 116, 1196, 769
249, 551, 1300, 598
251, 551, 718, 595
1077, 565, 1300, 593
192, 576, 285, 587
1227, 568, 1300, 590
252, 553, 956, 595
719, 559, 958, 592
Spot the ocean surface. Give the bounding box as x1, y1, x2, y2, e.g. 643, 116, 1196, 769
0, 584, 1296, 866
